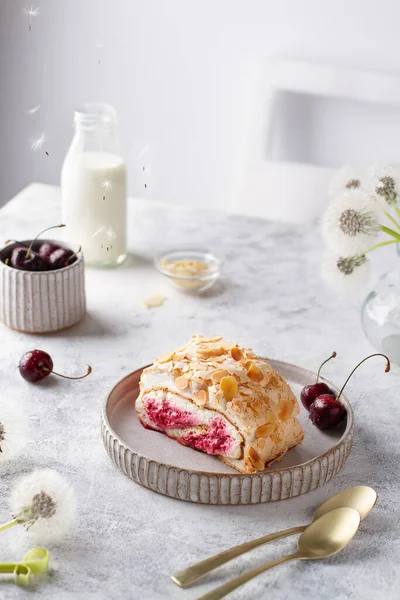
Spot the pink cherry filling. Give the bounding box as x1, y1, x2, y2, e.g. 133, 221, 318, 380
177, 418, 234, 456
144, 398, 200, 429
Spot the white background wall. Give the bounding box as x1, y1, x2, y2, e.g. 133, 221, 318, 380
2, 0, 400, 214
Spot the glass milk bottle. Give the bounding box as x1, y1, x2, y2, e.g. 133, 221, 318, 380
61, 103, 127, 267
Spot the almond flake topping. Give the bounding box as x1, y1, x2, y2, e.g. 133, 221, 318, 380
246, 362, 264, 382
175, 376, 189, 390
230, 346, 244, 361
220, 376, 238, 401
211, 370, 229, 384
193, 390, 208, 406
157, 351, 174, 364
256, 424, 276, 438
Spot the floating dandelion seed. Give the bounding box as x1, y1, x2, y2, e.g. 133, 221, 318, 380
102, 178, 113, 191
23, 4, 40, 31
92, 226, 105, 239
105, 227, 117, 240
25, 104, 40, 116
29, 133, 46, 151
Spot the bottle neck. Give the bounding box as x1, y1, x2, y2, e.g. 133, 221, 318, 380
71, 103, 121, 156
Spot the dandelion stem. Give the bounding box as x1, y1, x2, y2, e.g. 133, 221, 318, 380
0, 519, 19, 534
380, 225, 400, 241
383, 211, 400, 232
364, 239, 399, 254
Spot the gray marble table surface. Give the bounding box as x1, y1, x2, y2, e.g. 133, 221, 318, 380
0, 183, 399, 600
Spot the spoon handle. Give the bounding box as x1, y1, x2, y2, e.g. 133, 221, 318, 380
196, 553, 299, 600
171, 525, 305, 588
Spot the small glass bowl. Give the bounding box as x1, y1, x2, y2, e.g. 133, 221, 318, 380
154, 246, 221, 293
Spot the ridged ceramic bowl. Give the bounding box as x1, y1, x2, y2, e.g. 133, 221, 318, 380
0, 240, 86, 334
102, 359, 354, 505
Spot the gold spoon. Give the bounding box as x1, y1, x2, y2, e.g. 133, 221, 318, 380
171, 485, 376, 588
196, 507, 361, 600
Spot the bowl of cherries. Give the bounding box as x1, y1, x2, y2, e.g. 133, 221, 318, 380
0, 224, 86, 334
301, 352, 390, 430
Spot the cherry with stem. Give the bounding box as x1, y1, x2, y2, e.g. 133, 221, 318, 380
300, 351, 337, 411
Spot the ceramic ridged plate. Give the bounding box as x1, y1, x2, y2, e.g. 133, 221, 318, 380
101, 359, 354, 504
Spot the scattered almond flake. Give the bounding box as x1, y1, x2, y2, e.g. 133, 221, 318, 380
221, 341, 236, 351
248, 447, 264, 470
193, 390, 208, 406
142, 293, 167, 309
257, 438, 266, 449
220, 375, 238, 401
256, 424, 276, 438
211, 369, 229, 384
197, 344, 225, 358
230, 346, 244, 361
278, 397, 293, 421
161, 257, 169, 266
198, 336, 222, 343
240, 387, 253, 396
157, 351, 174, 364
175, 375, 189, 390
247, 362, 264, 382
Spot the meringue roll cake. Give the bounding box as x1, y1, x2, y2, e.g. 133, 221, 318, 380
136, 335, 304, 474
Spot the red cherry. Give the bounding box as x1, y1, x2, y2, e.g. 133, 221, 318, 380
19, 349, 92, 383
309, 395, 346, 430
309, 353, 391, 431
47, 247, 77, 270
2, 224, 65, 272
301, 382, 333, 411
19, 349, 53, 382
39, 241, 62, 262
300, 352, 336, 411
10, 247, 46, 271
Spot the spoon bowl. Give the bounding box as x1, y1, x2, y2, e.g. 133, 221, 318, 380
299, 507, 361, 559
313, 485, 377, 522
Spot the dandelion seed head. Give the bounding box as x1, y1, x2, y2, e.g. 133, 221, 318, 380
0, 422, 5, 451
0, 400, 28, 464
329, 166, 365, 197
345, 179, 361, 190
11, 469, 76, 542
321, 252, 370, 292
321, 190, 380, 254
366, 163, 400, 207
376, 175, 397, 205
32, 491, 57, 520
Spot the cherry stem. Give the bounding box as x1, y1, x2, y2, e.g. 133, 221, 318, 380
316, 351, 337, 383
66, 246, 82, 265
336, 353, 390, 403
43, 365, 92, 380
25, 224, 66, 259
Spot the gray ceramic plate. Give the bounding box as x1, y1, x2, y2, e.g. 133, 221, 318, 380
101, 359, 354, 504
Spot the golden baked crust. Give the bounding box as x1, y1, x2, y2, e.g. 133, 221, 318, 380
138, 334, 304, 473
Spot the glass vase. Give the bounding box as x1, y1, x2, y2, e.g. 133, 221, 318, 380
361, 248, 400, 365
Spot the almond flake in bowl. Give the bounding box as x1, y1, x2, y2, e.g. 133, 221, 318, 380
154, 246, 221, 293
